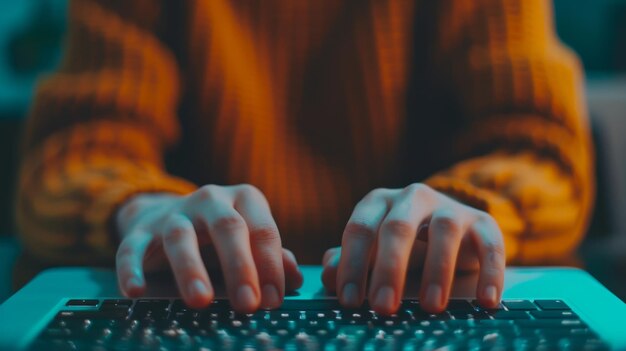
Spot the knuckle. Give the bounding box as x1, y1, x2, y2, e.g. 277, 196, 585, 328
431, 213, 462, 237
211, 214, 247, 233
162, 225, 190, 246
476, 211, 498, 227
118, 201, 139, 223
364, 188, 387, 202
344, 220, 378, 242
237, 184, 263, 198
381, 219, 414, 239
249, 224, 280, 243
405, 183, 434, 200
195, 184, 220, 200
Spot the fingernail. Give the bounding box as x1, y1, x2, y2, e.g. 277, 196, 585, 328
261, 284, 281, 309
341, 283, 359, 306
237, 284, 257, 310
483, 285, 497, 303
126, 276, 143, 292
188, 279, 209, 299
425, 284, 442, 309
374, 285, 395, 311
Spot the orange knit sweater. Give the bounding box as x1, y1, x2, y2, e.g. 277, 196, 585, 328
17, 0, 593, 268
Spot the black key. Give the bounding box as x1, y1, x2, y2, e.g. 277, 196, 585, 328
502, 300, 538, 310
516, 319, 585, 328
475, 319, 515, 327
449, 310, 490, 320
210, 299, 233, 309
492, 311, 531, 320
412, 311, 451, 320
534, 299, 570, 310
132, 299, 170, 319
170, 299, 205, 313
170, 310, 200, 324
100, 300, 132, 312
102, 299, 133, 306
530, 310, 578, 319
446, 300, 475, 311
270, 310, 301, 319
401, 300, 420, 309
472, 300, 505, 311
57, 310, 128, 320
134, 299, 170, 308
342, 311, 369, 323
304, 310, 334, 320
66, 299, 99, 306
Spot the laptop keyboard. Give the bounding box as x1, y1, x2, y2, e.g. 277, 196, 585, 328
31, 298, 609, 350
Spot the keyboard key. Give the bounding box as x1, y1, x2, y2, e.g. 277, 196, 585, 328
516, 319, 585, 328
472, 300, 505, 311
170, 299, 205, 314
135, 299, 170, 308
102, 299, 132, 306
446, 299, 475, 311
534, 299, 571, 310
449, 310, 490, 320
502, 300, 538, 310
100, 301, 132, 312
530, 310, 578, 319
132, 300, 170, 320
57, 310, 128, 320
66, 299, 99, 306
492, 311, 531, 320
475, 319, 515, 327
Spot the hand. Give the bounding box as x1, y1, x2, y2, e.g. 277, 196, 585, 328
115, 184, 303, 313
322, 183, 505, 315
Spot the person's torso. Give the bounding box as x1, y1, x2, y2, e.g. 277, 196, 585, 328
169, 0, 443, 262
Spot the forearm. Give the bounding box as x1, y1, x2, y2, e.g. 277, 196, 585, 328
16, 121, 196, 265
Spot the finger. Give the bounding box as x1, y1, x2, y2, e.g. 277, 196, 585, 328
116, 230, 153, 297
468, 214, 506, 308
321, 247, 341, 292
420, 208, 465, 313
282, 248, 303, 291
337, 196, 389, 308
197, 198, 260, 313
161, 214, 213, 308
234, 185, 285, 309
369, 186, 432, 315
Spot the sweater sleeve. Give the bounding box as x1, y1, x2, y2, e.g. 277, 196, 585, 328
422, 0, 594, 263
16, 0, 196, 266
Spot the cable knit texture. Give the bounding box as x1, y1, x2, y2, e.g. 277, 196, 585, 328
16, 0, 593, 268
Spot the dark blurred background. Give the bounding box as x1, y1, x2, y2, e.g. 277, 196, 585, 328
0, 0, 625, 302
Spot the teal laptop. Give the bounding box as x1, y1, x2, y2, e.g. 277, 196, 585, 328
0, 266, 625, 350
